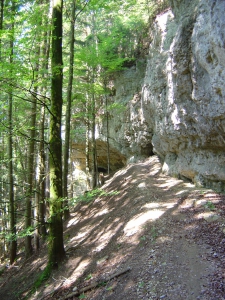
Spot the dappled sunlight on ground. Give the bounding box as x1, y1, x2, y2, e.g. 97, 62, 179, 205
3, 156, 225, 300
175, 189, 189, 195
38, 157, 224, 299
144, 202, 176, 209
70, 230, 88, 243
60, 156, 196, 283
67, 258, 91, 280
124, 210, 165, 237
95, 208, 110, 217
67, 216, 79, 227
157, 235, 174, 243
156, 178, 183, 189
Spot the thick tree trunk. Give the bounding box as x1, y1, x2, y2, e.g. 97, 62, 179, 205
48, 0, 65, 267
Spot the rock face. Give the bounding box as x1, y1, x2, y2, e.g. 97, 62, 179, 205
103, 0, 225, 190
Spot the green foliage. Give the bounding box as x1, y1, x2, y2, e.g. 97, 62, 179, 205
204, 201, 215, 211
71, 189, 119, 206
107, 102, 126, 115
2, 232, 17, 242
0, 266, 5, 276
140, 235, 147, 242
138, 281, 145, 288
0, 225, 36, 242
23, 263, 52, 299
151, 226, 158, 241
32, 264, 52, 291
85, 273, 93, 280
0, 0, 169, 266
98, 281, 107, 287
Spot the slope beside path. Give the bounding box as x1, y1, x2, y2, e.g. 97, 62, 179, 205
1, 156, 225, 299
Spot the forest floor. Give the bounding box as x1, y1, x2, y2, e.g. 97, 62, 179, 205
1, 156, 225, 300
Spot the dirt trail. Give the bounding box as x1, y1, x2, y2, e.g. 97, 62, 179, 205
1, 156, 225, 300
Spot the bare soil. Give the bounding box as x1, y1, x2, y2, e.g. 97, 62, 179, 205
1, 156, 225, 300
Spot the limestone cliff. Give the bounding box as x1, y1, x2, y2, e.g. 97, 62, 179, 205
102, 0, 225, 190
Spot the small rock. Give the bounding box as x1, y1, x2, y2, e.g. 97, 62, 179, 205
204, 214, 220, 222
97, 255, 109, 265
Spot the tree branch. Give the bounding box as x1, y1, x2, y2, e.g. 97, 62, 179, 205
62, 267, 131, 300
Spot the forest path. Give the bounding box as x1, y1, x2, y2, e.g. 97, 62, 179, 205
0, 156, 225, 299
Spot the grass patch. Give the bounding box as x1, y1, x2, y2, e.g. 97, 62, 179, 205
24, 263, 52, 299
204, 201, 215, 211
34, 264, 52, 289
23, 264, 52, 300
71, 189, 119, 205
85, 273, 93, 280
151, 226, 158, 241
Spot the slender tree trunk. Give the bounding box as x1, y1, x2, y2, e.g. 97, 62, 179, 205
104, 81, 110, 175
25, 93, 37, 258
63, 0, 89, 212
106, 106, 110, 174
91, 91, 98, 188
85, 93, 91, 190
9, 93, 17, 265
90, 12, 99, 188
48, 0, 65, 267
34, 107, 47, 250
37, 105, 47, 238
33, 0, 50, 251
34, 195, 39, 251
0, 0, 4, 58
9, 0, 17, 264
38, 1, 51, 238
0, 0, 4, 259
63, 0, 76, 220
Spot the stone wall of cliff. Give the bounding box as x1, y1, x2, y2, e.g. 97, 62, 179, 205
102, 0, 225, 190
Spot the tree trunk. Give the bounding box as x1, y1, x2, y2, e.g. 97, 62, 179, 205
91, 92, 98, 188
104, 82, 110, 175
39, 1, 51, 237
8, 0, 17, 264
63, 0, 76, 220
38, 105, 47, 238
9, 93, 17, 265
85, 93, 91, 190
25, 94, 37, 257
35, 103, 47, 250
33, 0, 50, 251
48, 0, 65, 267
0, 0, 4, 57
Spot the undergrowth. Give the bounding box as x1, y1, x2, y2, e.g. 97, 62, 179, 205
71, 189, 119, 205
24, 263, 52, 299
34, 264, 52, 289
